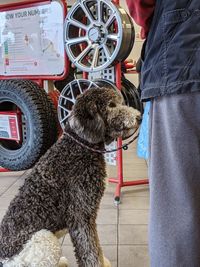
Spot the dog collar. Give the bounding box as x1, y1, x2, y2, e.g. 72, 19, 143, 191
64, 130, 139, 154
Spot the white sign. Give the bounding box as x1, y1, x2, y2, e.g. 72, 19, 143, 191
0, 1, 65, 76
0, 114, 20, 140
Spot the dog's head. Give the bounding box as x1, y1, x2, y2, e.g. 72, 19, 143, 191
68, 87, 141, 145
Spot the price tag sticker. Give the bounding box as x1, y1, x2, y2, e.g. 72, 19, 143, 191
0, 114, 20, 140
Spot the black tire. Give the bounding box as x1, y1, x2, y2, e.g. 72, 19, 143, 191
54, 65, 75, 92
0, 79, 59, 171
121, 76, 144, 114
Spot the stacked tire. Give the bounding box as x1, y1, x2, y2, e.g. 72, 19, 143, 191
0, 80, 59, 171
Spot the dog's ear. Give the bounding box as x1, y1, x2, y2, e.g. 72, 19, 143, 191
69, 97, 105, 143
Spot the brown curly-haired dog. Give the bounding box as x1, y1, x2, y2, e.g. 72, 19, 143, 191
0, 87, 141, 267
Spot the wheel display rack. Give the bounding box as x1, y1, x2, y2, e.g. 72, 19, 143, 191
107, 0, 148, 203
62, 0, 148, 204
108, 66, 148, 204
0, 0, 148, 204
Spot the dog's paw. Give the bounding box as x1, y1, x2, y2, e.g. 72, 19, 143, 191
103, 257, 111, 267
58, 257, 68, 267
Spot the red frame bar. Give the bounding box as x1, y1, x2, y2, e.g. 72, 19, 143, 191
108, 64, 148, 202
0, 168, 9, 172
0, 0, 50, 11
0, 0, 69, 81
108, 0, 148, 203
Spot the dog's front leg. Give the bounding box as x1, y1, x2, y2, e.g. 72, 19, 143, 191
69, 221, 111, 267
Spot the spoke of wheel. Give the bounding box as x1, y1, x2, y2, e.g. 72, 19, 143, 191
80, 2, 94, 24
60, 116, 69, 124
67, 36, 88, 46
91, 46, 99, 69
58, 105, 70, 113
97, 0, 102, 22
105, 12, 116, 28
69, 83, 76, 101
68, 19, 88, 31
102, 44, 111, 60
87, 81, 94, 90
107, 33, 119, 41
77, 80, 83, 94
75, 44, 93, 63
60, 95, 74, 102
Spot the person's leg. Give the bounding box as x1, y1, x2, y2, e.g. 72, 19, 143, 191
149, 91, 200, 267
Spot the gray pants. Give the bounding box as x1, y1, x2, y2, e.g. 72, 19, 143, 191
149, 92, 200, 267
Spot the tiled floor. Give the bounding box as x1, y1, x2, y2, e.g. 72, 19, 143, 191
0, 143, 149, 267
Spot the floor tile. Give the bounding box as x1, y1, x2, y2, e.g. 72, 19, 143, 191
0, 197, 13, 209
98, 224, 118, 245
102, 245, 117, 267
62, 233, 72, 246
0, 176, 18, 187
119, 196, 149, 210
0, 171, 25, 177
0, 186, 10, 196
63, 225, 117, 246
1, 185, 20, 197
12, 177, 26, 187
119, 225, 148, 245
61, 245, 117, 267
97, 209, 118, 225
61, 245, 77, 267
119, 245, 149, 267
119, 210, 149, 225
0, 209, 6, 222
100, 194, 117, 209
59, 235, 65, 245
120, 186, 149, 198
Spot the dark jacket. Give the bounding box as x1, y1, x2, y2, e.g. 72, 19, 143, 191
128, 0, 200, 100
142, 0, 200, 100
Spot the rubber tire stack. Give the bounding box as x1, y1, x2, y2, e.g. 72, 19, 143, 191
0, 80, 58, 171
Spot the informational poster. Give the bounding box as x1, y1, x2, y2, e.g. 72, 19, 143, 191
0, 114, 20, 140
0, 1, 65, 76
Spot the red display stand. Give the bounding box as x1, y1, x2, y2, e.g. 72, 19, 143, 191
0, 0, 148, 200
107, 0, 148, 204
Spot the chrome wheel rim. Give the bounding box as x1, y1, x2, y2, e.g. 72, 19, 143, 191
58, 79, 99, 129
64, 0, 134, 72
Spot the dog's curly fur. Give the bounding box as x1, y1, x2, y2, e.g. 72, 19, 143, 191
0, 87, 140, 267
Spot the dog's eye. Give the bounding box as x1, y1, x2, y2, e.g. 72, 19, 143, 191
109, 102, 116, 108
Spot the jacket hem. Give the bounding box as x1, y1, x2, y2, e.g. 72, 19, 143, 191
141, 80, 200, 101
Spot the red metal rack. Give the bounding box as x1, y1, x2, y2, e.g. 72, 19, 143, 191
0, 0, 149, 200
108, 0, 148, 204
